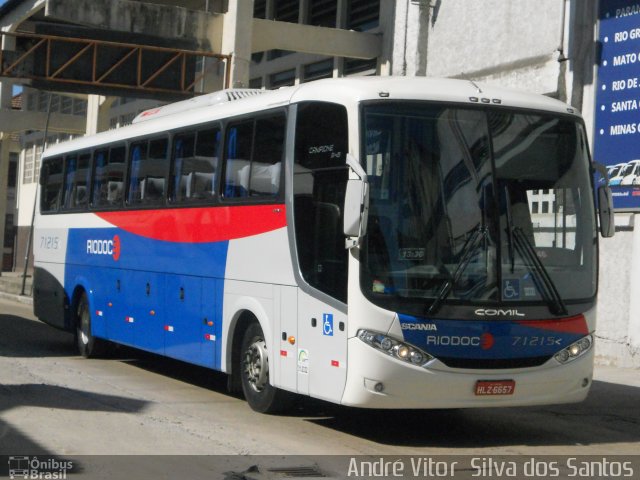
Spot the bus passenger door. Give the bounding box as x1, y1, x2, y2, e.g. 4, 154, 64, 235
297, 291, 347, 403
165, 275, 203, 365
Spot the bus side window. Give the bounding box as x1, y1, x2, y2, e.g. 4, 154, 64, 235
223, 112, 285, 200
171, 133, 196, 202
62, 154, 78, 211
92, 146, 126, 208
128, 138, 169, 206
194, 127, 221, 198
251, 115, 285, 196
40, 157, 64, 213
224, 121, 253, 198
64, 152, 91, 210
170, 126, 220, 203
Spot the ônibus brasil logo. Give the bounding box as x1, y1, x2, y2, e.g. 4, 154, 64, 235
86, 235, 121, 261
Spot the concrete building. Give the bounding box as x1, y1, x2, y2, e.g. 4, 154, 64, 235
0, 0, 637, 367
1, 93, 20, 271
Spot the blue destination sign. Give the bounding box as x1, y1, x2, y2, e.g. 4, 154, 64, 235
594, 0, 640, 210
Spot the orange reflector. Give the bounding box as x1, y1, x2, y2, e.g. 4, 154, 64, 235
288, 336, 296, 345
108, 302, 113, 307
207, 321, 214, 326
150, 310, 156, 316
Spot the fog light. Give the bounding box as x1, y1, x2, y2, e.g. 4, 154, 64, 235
374, 382, 384, 393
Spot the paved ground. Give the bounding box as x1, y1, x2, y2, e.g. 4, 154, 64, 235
1, 297, 639, 478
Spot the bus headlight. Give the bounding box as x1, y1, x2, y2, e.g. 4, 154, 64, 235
357, 330, 433, 367
554, 335, 593, 364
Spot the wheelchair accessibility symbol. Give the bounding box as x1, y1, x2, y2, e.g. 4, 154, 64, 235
323, 313, 334, 336
503, 279, 520, 300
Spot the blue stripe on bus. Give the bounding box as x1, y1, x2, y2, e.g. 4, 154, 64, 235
398, 313, 587, 360
64, 227, 229, 369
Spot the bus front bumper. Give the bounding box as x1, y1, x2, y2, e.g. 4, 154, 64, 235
340, 337, 593, 409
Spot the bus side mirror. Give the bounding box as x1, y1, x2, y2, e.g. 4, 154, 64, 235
597, 185, 615, 238
592, 162, 615, 238
344, 154, 369, 248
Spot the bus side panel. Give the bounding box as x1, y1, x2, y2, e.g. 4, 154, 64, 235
90, 266, 120, 341
125, 271, 166, 355
33, 265, 71, 331
201, 277, 222, 369
297, 290, 348, 403
33, 223, 71, 330
104, 267, 134, 346
165, 274, 203, 364
63, 223, 229, 350
275, 285, 298, 392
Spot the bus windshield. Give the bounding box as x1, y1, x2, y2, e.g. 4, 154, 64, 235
361, 102, 597, 316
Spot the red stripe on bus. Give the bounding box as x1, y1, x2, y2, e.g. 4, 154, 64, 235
517, 314, 588, 335
96, 204, 286, 243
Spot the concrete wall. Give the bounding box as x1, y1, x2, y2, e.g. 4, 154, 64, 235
596, 214, 640, 367
427, 0, 563, 91
392, 0, 565, 94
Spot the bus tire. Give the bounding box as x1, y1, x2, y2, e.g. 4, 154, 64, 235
76, 292, 107, 358
240, 321, 292, 413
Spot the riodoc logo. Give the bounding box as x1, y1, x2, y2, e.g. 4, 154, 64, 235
425, 332, 495, 350
86, 235, 121, 261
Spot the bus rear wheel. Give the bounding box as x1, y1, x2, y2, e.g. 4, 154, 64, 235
76, 292, 107, 358
240, 322, 292, 413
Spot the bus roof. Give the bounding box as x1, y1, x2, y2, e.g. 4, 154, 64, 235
42, 76, 580, 159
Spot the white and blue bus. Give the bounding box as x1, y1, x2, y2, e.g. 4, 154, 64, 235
33, 77, 614, 412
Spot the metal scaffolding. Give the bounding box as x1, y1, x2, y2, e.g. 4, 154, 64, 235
0, 31, 231, 97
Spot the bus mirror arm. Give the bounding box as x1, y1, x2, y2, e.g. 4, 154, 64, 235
592, 162, 615, 238
344, 154, 369, 249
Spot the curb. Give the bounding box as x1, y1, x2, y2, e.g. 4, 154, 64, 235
0, 291, 33, 305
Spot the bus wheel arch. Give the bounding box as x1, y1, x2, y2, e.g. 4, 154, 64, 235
228, 309, 292, 413
227, 310, 255, 395
73, 288, 107, 358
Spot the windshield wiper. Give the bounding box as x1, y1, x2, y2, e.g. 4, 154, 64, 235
427, 226, 488, 315
503, 186, 516, 273
511, 227, 568, 316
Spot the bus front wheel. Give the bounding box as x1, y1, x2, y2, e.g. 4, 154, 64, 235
240, 322, 292, 413
76, 292, 107, 358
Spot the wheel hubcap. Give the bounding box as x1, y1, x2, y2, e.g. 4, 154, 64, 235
243, 338, 269, 393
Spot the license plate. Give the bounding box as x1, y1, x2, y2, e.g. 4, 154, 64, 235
475, 380, 516, 396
